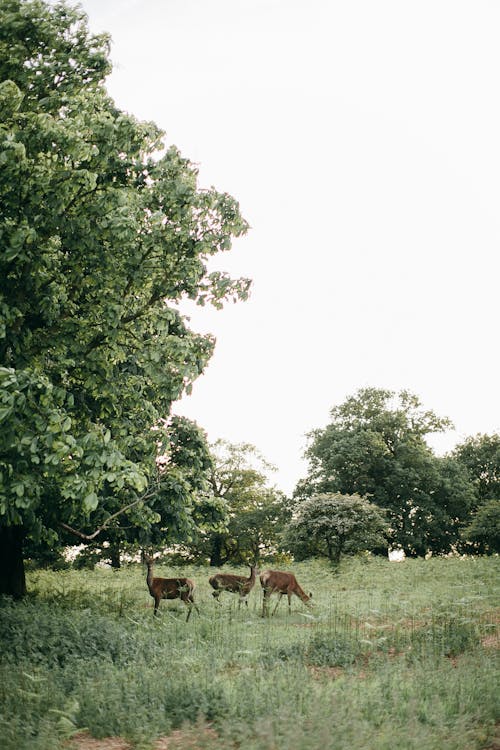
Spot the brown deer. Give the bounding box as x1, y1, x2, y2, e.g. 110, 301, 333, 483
259, 569, 312, 617
144, 554, 199, 621
209, 565, 258, 607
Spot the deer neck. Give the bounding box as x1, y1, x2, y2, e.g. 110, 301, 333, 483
146, 564, 154, 593
298, 587, 310, 603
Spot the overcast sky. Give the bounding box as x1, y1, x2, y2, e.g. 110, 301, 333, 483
78, 0, 500, 495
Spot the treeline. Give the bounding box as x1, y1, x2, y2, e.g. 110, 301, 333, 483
290, 387, 499, 560
33, 388, 500, 572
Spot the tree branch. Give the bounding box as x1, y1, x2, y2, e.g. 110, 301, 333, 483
82, 287, 168, 357
60, 488, 158, 542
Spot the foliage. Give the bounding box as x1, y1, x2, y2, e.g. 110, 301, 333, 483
404, 616, 480, 661
453, 433, 500, 503
305, 631, 360, 667
267, 632, 359, 668
283, 492, 388, 564
0, 0, 250, 592
69, 415, 219, 567
188, 440, 289, 565
461, 499, 500, 554
295, 388, 476, 555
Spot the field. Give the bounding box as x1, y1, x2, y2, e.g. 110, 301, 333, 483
0, 556, 498, 750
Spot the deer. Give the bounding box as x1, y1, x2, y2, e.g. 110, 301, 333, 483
259, 569, 312, 617
208, 564, 259, 608
144, 554, 199, 621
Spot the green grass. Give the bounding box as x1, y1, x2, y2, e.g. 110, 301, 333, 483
0, 556, 498, 749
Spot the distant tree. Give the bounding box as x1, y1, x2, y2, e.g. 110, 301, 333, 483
461, 499, 500, 554
283, 493, 388, 565
453, 434, 500, 505
188, 441, 289, 565
423, 456, 477, 554
0, 1, 249, 596
295, 388, 475, 556
223, 489, 289, 564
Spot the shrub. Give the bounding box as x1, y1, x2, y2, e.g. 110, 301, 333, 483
306, 632, 360, 667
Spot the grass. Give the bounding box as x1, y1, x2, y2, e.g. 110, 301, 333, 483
0, 556, 498, 749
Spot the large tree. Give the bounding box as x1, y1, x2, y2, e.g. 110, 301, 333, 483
453, 433, 500, 505
452, 434, 500, 554
295, 388, 475, 555
461, 499, 500, 554
0, 0, 250, 596
188, 440, 289, 566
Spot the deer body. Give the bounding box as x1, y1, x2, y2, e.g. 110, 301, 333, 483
209, 565, 258, 607
145, 556, 198, 621
259, 569, 312, 617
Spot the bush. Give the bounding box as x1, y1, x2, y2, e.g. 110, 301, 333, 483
306, 632, 360, 667
407, 617, 480, 660
0, 599, 140, 667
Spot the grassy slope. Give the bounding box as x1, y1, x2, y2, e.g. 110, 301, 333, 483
0, 556, 498, 750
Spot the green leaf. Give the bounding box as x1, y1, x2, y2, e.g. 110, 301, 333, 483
83, 492, 98, 512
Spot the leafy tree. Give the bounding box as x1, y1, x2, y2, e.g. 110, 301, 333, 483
295, 388, 475, 555
283, 493, 388, 564
188, 440, 289, 566
60, 415, 218, 568
453, 433, 500, 504
461, 499, 500, 554
0, 0, 250, 596
422, 456, 477, 554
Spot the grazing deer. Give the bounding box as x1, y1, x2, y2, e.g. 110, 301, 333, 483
144, 554, 199, 622
209, 565, 258, 607
260, 569, 312, 617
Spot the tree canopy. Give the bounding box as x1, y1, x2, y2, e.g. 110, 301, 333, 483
461, 499, 500, 554
453, 433, 500, 505
295, 388, 476, 556
187, 440, 289, 566
0, 0, 250, 595
283, 492, 388, 564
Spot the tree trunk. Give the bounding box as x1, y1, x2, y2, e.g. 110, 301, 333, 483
0, 525, 27, 598
209, 534, 224, 567
109, 542, 121, 569
330, 539, 343, 566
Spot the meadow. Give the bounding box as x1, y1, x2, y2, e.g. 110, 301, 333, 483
0, 555, 498, 750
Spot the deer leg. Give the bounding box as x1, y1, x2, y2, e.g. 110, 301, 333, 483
154, 597, 160, 615
185, 594, 199, 620
262, 589, 270, 617
212, 590, 221, 603
272, 593, 283, 616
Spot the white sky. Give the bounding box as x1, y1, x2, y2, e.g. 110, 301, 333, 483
78, 0, 500, 495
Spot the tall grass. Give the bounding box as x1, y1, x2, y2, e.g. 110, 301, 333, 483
0, 556, 498, 749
